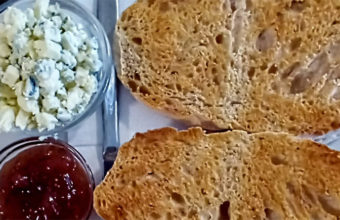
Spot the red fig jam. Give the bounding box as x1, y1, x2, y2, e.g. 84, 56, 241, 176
0, 144, 93, 220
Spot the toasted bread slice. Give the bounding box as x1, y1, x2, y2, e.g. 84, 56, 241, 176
115, 0, 340, 135
94, 128, 340, 219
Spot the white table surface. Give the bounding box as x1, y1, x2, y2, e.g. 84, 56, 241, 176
1, 0, 340, 219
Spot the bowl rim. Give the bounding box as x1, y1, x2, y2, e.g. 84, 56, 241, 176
0, 0, 113, 136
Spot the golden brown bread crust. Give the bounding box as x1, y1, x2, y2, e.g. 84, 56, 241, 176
115, 0, 340, 135
94, 128, 340, 219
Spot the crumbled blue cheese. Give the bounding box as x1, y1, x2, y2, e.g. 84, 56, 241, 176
0, 0, 102, 132
35, 112, 58, 131
4, 7, 27, 31
0, 42, 11, 58
34, 0, 49, 18
34, 40, 62, 60
2, 65, 19, 87
42, 95, 60, 111
62, 31, 81, 55
15, 109, 30, 130
0, 104, 15, 132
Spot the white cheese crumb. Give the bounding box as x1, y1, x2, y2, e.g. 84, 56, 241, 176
34, 40, 62, 60
36, 112, 58, 131
42, 95, 60, 111
0, 42, 11, 58
15, 109, 30, 130
17, 95, 39, 114
2, 65, 19, 87
0, 105, 15, 132
4, 7, 27, 31
34, 0, 50, 18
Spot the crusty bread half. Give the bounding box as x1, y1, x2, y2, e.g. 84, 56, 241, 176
94, 127, 340, 219
115, 0, 340, 135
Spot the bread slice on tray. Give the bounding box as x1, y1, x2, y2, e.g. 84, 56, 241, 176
115, 0, 340, 135
94, 127, 340, 219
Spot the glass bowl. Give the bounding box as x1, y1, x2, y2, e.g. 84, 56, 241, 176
0, 0, 112, 136
0, 137, 95, 219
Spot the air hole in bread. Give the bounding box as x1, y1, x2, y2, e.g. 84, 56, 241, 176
290, 73, 309, 94
187, 72, 194, 78
216, 34, 224, 44
268, 64, 278, 74
261, 63, 268, 70
290, 37, 302, 50
332, 20, 340, 25
256, 28, 277, 52
264, 208, 282, 220
212, 67, 218, 74
219, 201, 230, 220
307, 100, 314, 106
147, 0, 156, 6
231, 101, 242, 106
170, 71, 178, 75
229, 0, 236, 12
290, 0, 307, 12
188, 209, 197, 218
289, 115, 295, 121
248, 67, 255, 79
101, 199, 107, 208
318, 194, 340, 216
171, 192, 186, 204
193, 59, 200, 66
302, 184, 317, 204
134, 73, 141, 81
165, 99, 173, 105
213, 76, 220, 85
176, 84, 182, 91
166, 84, 175, 90
271, 155, 287, 165
150, 212, 161, 219
132, 37, 142, 45
204, 198, 211, 206
286, 182, 295, 196
331, 121, 340, 129
139, 86, 151, 96
281, 62, 300, 79
166, 212, 172, 220
128, 80, 138, 92
179, 208, 186, 216
230, 60, 235, 68
159, 2, 170, 12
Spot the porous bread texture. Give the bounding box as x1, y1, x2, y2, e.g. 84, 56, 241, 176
94, 127, 340, 220
115, 0, 340, 135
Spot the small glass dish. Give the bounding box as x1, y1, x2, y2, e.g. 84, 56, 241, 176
0, 0, 112, 136
0, 137, 95, 219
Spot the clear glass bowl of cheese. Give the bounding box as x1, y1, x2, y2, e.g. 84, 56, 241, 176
0, 0, 112, 136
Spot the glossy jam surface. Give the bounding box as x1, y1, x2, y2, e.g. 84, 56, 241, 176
0, 145, 93, 220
